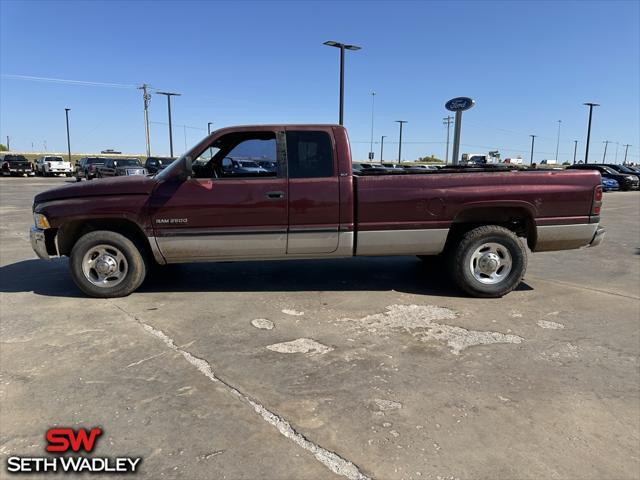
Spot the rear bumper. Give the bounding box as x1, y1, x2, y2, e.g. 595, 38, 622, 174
534, 223, 603, 252
30, 227, 51, 260
589, 226, 606, 248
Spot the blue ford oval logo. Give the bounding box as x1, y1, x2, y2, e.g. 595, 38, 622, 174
445, 97, 475, 112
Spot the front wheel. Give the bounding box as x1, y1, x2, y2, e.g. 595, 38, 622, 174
70, 230, 147, 298
450, 225, 527, 298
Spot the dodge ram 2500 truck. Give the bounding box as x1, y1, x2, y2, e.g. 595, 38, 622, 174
30, 124, 605, 298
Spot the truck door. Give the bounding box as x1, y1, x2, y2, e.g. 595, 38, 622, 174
285, 129, 340, 254
150, 129, 288, 261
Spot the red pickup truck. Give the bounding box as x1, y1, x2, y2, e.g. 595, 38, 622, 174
30, 124, 604, 298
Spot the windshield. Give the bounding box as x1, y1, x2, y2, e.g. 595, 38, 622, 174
612, 165, 634, 173
117, 159, 141, 167
601, 166, 618, 174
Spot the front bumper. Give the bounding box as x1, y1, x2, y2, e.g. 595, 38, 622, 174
589, 226, 606, 248
30, 227, 51, 260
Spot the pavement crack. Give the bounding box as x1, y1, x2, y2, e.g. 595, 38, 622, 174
112, 304, 372, 480
528, 276, 640, 300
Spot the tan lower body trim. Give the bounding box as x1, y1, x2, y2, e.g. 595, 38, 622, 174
357, 229, 449, 256
534, 223, 599, 252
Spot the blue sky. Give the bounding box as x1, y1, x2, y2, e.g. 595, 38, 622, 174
1, 0, 638, 163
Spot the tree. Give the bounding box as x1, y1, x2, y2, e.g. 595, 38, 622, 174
0, 144, 8, 152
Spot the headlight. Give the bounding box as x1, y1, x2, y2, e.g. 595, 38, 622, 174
34, 213, 51, 229
626, 175, 635, 180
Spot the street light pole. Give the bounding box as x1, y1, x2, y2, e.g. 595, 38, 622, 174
64, 108, 71, 164
380, 135, 386, 164
323, 41, 361, 125
583, 102, 600, 164
602, 140, 611, 164
443, 115, 453, 164
573, 140, 578, 164
156, 91, 181, 157
622, 144, 631, 164
207, 122, 213, 135
614, 141, 619, 163
555, 120, 562, 162
369, 91, 376, 160
395, 120, 407, 163
529, 135, 537, 165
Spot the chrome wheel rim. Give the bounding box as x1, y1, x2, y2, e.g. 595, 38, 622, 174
469, 242, 512, 285
81, 244, 128, 288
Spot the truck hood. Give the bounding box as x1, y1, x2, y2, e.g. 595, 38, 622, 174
34, 176, 157, 204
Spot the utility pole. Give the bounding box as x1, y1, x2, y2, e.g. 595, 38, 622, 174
583, 102, 600, 164
369, 91, 376, 160
5, 136, 9, 150
156, 91, 181, 157
623, 144, 631, 164
602, 140, 611, 163
64, 108, 71, 164
395, 120, 407, 163
529, 135, 537, 165
208, 122, 213, 135
380, 135, 386, 163
138, 84, 152, 157
555, 120, 562, 162
443, 115, 453, 164
323, 41, 362, 125
614, 141, 619, 163
573, 140, 578, 164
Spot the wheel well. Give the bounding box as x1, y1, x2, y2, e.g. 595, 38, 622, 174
446, 207, 536, 250
57, 219, 152, 258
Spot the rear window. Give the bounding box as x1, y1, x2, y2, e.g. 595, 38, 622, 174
4, 155, 28, 162
86, 158, 105, 164
286, 131, 334, 179
45, 157, 64, 162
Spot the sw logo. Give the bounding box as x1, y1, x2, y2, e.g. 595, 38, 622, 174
6, 426, 142, 474
46, 427, 103, 453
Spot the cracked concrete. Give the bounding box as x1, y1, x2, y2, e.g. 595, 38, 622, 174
267, 338, 334, 355
123, 308, 369, 480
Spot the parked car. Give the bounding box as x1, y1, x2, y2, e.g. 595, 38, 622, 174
35, 156, 73, 177
144, 156, 175, 174
402, 164, 437, 173
221, 158, 269, 176
30, 124, 605, 299
601, 177, 619, 192
1, 154, 35, 176
356, 163, 388, 174
566, 164, 639, 191
602, 163, 640, 182
97, 158, 146, 178
381, 162, 405, 171
75, 157, 106, 181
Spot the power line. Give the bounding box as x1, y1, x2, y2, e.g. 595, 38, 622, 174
1, 74, 137, 89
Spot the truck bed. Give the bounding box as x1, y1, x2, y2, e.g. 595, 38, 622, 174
353, 169, 601, 255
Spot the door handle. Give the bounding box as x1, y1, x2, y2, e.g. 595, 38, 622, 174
265, 191, 285, 199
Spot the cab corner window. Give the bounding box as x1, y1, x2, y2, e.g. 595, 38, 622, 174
286, 131, 334, 179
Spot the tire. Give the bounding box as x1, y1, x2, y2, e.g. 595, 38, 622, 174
75, 175, 82, 182
69, 230, 147, 298
450, 225, 527, 298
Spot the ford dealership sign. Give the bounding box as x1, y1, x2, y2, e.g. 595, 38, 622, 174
445, 97, 475, 112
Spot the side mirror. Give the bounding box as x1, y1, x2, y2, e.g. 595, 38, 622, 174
222, 157, 233, 171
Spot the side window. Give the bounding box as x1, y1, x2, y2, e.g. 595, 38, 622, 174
286, 131, 334, 179
192, 132, 278, 179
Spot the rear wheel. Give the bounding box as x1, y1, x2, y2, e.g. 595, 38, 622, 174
450, 225, 527, 298
70, 230, 147, 298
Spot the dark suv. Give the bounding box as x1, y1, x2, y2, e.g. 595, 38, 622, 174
75, 157, 107, 181
566, 164, 639, 190
97, 158, 146, 178
144, 157, 175, 174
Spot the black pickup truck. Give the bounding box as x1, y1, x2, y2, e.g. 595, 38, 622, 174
1, 154, 35, 177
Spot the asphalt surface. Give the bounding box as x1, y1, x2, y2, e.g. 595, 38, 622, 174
1, 177, 639, 480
